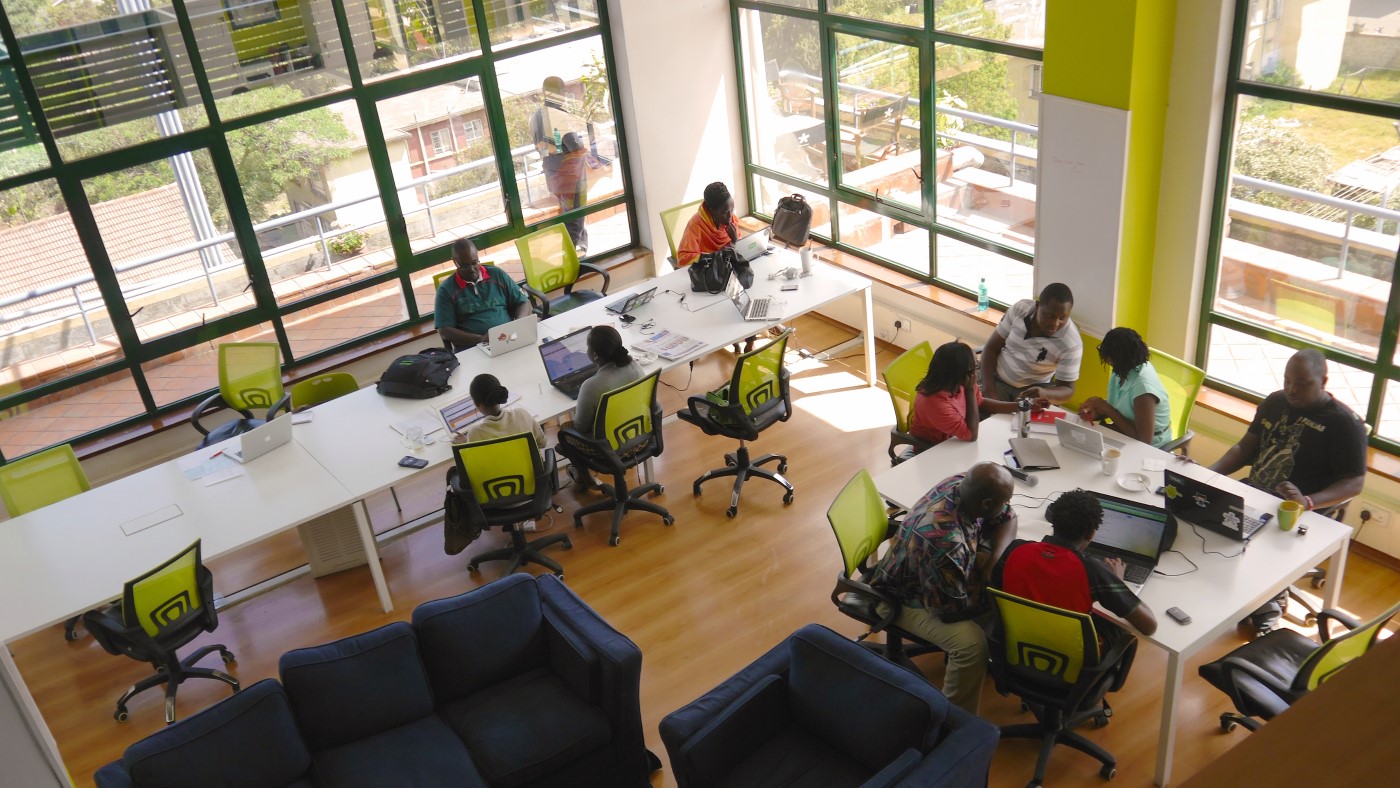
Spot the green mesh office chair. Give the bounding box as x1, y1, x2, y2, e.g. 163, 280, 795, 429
83, 540, 239, 724
290, 373, 359, 409
191, 342, 291, 449
659, 200, 702, 265
678, 331, 794, 518
1150, 349, 1206, 455
827, 469, 941, 667
1199, 599, 1400, 733
988, 588, 1139, 787
882, 341, 934, 465
449, 433, 571, 576
515, 223, 610, 317
557, 371, 672, 546
0, 444, 94, 641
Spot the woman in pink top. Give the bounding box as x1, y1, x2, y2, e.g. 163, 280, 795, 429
909, 341, 1045, 451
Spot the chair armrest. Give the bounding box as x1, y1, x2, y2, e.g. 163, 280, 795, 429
578, 262, 611, 294
861, 748, 922, 788
659, 641, 794, 756
1317, 608, 1362, 641
1158, 429, 1195, 454
190, 392, 242, 436
832, 572, 901, 634
888, 428, 935, 464
521, 282, 551, 318
672, 675, 789, 788
678, 394, 747, 434
267, 392, 292, 421
883, 705, 998, 788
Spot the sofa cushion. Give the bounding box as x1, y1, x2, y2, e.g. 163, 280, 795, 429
120, 679, 312, 788
413, 574, 548, 702
716, 726, 870, 788
310, 714, 487, 788
279, 621, 435, 751
440, 667, 610, 787
788, 626, 939, 772
676, 673, 789, 787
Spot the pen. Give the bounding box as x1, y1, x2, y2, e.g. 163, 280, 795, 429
209, 450, 224, 460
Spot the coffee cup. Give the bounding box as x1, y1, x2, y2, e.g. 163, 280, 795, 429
1277, 500, 1304, 531
1101, 447, 1121, 476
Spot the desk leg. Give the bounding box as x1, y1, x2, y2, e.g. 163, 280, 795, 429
1324, 537, 1350, 610
861, 286, 876, 385
1, 646, 68, 786
1155, 651, 1184, 786
352, 500, 394, 613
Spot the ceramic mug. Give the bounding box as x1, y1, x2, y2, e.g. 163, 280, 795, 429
1277, 500, 1304, 531
1101, 447, 1121, 477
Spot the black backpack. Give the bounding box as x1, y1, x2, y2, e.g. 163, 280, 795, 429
376, 347, 458, 399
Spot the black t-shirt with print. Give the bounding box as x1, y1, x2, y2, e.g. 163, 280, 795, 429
1246, 392, 1367, 495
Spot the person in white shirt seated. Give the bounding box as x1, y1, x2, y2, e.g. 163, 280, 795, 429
463, 374, 546, 456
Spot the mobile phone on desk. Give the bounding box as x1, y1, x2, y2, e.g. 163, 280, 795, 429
780, 282, 799, 292
397, 455, 429, 469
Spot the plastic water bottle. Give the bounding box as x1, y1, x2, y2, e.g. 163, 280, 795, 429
553, 127, 562, 152
799, 246, 812, 276
977, 278, 989, 312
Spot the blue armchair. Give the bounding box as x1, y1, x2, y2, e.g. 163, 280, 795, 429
660, 624, 999, 788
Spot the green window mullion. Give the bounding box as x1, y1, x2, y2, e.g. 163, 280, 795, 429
475, 66, 522, 235
594, 0, 638, 250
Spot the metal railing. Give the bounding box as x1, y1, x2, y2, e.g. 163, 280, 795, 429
1229, 173, 1400, 276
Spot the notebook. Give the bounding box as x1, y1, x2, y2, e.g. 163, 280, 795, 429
1008, 437, 1059, 471
225, 415, 292, 464
1084, 492, 1171, 593
1162, 469, 1272, 542
538, 327, 598, 399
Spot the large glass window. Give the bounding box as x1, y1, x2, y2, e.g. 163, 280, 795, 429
741, 12, 827, 186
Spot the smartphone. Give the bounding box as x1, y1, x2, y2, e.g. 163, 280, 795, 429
397, 455, 429, 469
1166, 607, 1191, 625
780, 283, 799, 292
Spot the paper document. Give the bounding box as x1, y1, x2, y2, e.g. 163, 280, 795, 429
633, 330, 706, 361
391, 409, 446, 438
179, 452, 238, 481
202, 465, 244, 486
1141, 458, 1166, 472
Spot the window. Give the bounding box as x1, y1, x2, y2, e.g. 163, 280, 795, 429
734, 1, 1041, 305
1203, 0, 1400, 449
0, 0, 633, 463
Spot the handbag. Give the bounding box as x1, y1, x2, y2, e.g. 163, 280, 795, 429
689, 249, 733, 294
770, 194, 813, 248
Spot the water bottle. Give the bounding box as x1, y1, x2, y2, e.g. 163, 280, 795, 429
799, 246, 812, 276
1015, 398, 1031, 438
553, 127, 562, 152
977, 278, 989, 312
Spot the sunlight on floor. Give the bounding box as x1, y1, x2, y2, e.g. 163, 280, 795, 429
789, 369, 869, 394
794, 385, 895, 432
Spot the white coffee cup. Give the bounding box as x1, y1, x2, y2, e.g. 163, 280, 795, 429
1101, 447, 1121, 476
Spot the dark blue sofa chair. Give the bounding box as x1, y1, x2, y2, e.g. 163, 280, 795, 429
93, 574, 648, 788
659, 624, 999, 788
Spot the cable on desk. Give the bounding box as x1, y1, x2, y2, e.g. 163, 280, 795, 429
1189, 522, 1248, 559
1153, 549, 1200, 578
1012, 491, 1060, 510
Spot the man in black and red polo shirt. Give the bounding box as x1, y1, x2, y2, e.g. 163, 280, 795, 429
434, 238, 531, 351
992, 489, 1157, 641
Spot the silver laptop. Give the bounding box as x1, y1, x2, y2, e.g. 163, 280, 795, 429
725, 273, 775, 322
1057, 417, 1125, 458
732, 229, 769, 263
478, 314, 538, 357
439, 395, 485, 435
604, 286, 658, 316
1083, 492, 1171, 594
226, 415, 292, 464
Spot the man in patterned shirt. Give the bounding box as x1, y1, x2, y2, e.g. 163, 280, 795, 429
872, 462, 1017, 713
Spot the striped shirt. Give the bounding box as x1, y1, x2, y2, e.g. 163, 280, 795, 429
993, 299, 1082, 388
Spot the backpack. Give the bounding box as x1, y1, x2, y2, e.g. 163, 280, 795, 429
770, 194, 813, 248
376, 347, 458, 399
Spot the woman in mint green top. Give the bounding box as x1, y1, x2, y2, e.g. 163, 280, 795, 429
1077, 327, 1173, 447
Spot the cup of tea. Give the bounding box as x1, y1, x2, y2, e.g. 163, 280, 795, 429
1277, 500, 1304, 531
1101, 447, 1121, 477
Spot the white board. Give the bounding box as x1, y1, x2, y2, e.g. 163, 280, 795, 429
1033, 94, 1131, 336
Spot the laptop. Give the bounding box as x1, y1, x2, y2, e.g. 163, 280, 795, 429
478, 314, 538, 358
732, 229, 769, 264
725, 272, 776, 322
439, 395, 485, 435
538, 327, 598, 399
1057, 417, 1126, 458
1163, 468, 1273, 541
1083, 492, 1171, 593
1008, 437, 1060, 471
604, 286, 658, 316
225, 415, 292, 464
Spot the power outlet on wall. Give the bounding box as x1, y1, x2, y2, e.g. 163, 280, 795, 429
892, 314, 913, 334
1357, 502, 1390, 529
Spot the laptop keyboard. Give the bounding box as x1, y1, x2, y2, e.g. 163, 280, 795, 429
749, 297, 772, 319
1123, 562, 1151, 584
1242, 513, 1266, 538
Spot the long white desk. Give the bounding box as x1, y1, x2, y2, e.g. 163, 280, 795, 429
871, 415, 1351, 787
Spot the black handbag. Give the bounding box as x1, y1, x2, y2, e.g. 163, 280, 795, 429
770, 194, 813, 248
689, 249, 734, 294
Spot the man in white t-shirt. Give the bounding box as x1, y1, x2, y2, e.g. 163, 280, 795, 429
980, 283, 1082, 404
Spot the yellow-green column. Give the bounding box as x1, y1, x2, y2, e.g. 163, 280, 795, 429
1043, 0, 1177, 332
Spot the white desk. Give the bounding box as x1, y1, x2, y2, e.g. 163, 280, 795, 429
871, 415, 1351, 787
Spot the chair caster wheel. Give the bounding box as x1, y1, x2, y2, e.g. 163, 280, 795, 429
726, 507, 737, 518
1027, 781, 1041, 788
221, 652, 236, 666
467, 563, 479, 573
1312, 576, 1326, 589
778, 461, 788, 473
655, 485, 665, 494
783, 492, 794, 505
663, 516, 675, 526
1093, 713, 1109, 728
114, 708, 129, 723
554, 505, 564, 514
693, 484, 702, 496
1100, 764, 1116, 781
609, 536, 620, 546
64, 629, 80, 642
1220, 715, 1238, 733
1304, 614, 1317, 626
724, 455, 736, 467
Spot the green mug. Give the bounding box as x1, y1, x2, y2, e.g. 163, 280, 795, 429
1277, 500, 1304, 531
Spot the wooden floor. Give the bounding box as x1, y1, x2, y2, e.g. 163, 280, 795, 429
13, 315, 1400, 787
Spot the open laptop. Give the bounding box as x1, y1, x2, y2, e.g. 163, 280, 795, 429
1084, 491, 1171, 593
439, 395, 485, 435
732, 228, 769, 264
538, 327, 598, 399
1163, 468, 1272, 541
225, 414, 292, 464
1057, 417, 1126, 458
725, 272, 776, 322
1008, 437, 1060, 470
478, 314, 538, 358
604, 286, 658, 316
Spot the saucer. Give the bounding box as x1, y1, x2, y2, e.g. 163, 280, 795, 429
1116, 472, 1152, 492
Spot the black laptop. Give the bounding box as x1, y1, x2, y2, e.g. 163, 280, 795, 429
538, 327, 598, 399
604, 286, 657, 316
1084, 492, 1171, 593
1163, 469, 1272, 541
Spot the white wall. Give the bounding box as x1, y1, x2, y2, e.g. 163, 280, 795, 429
608, 0, 746, 272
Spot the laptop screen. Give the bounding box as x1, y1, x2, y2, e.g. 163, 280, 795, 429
539, 328, 594, 382
1090, 493, 1168, 561
726, 274, 750, 313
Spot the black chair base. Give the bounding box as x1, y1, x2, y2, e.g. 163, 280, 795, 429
692, 445, 793, 518
1000, 702, 1116, 787
574, 475, 673, 546
1219, 711, 1263, 733
468, 523, 573, 577
115, 645, 239, 725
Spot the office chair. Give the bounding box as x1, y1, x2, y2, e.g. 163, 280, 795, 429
83, 540, 239, 724
827, 469, 942, 667
449, 433, 572, 576
190, 342, 291, 449
1149, 349, 1206, 454
515, 223, 610, 317
678, 331, 794, 518
1199, 599, 1400, 733
557, 371, 672, 545
659, 200, 702, 266
988, 588, 1139, 786
882, 341, 935, 465
0, 444, 94, 642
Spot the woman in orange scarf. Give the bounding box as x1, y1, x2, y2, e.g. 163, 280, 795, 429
676, 182, 739, 267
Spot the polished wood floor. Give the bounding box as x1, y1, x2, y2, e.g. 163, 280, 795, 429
13, 315, 1400, 787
